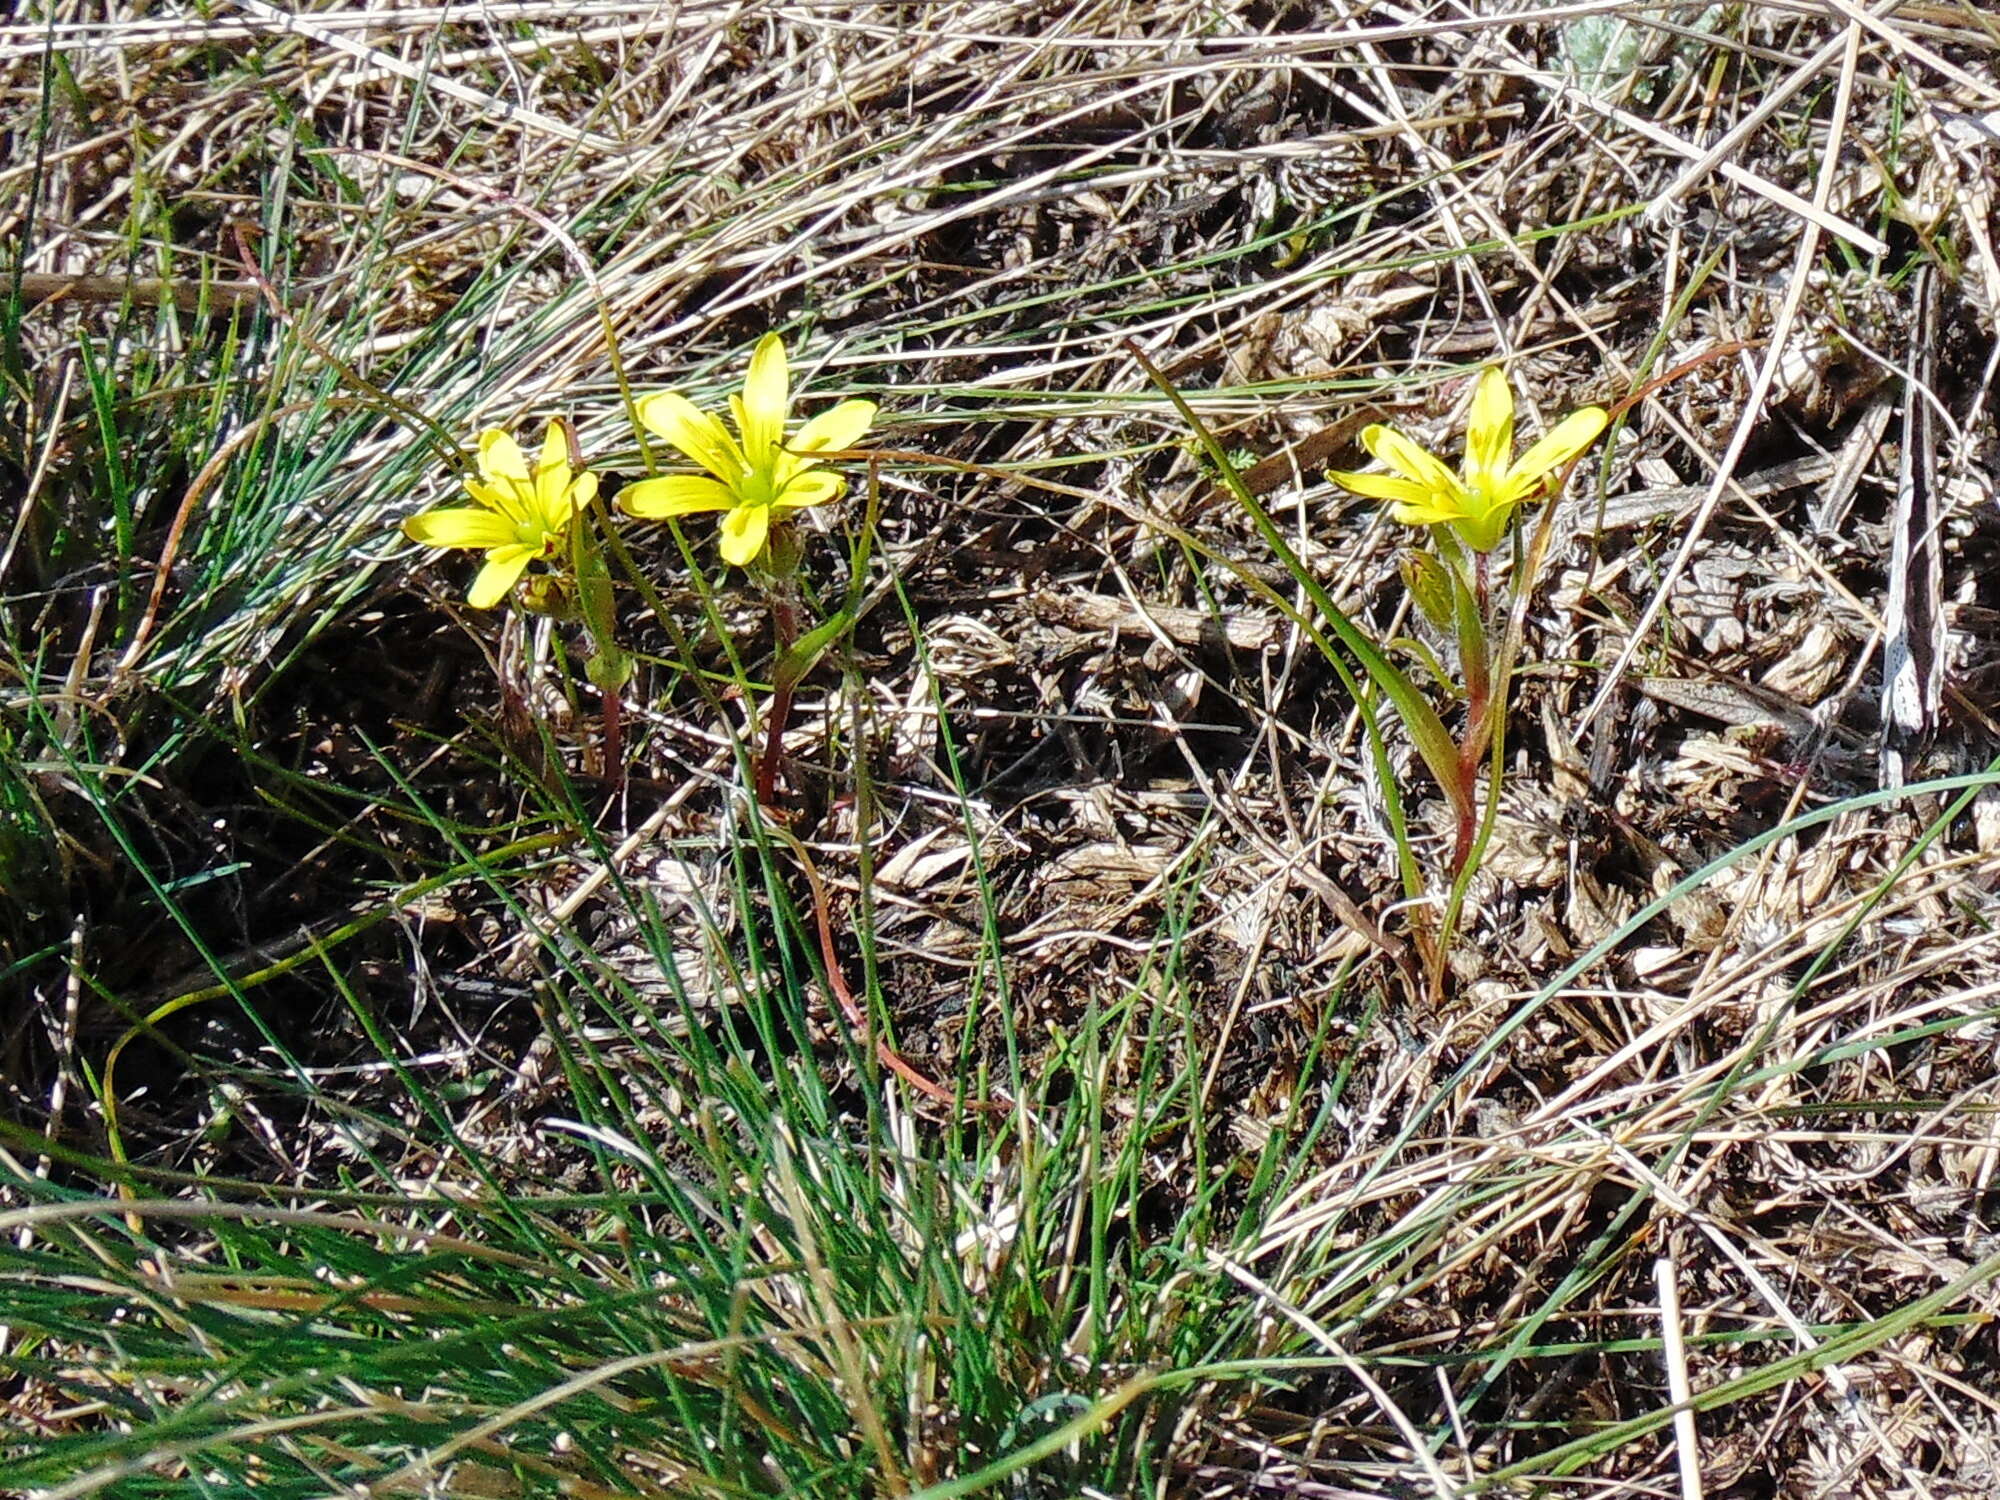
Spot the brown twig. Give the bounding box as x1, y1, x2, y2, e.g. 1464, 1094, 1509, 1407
15, 271, 261, 312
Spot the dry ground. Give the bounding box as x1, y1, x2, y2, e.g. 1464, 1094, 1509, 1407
7, 1, 2000, 1494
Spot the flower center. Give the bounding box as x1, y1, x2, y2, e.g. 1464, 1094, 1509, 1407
740, 468, 777, 508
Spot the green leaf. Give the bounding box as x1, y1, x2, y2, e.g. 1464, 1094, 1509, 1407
1400, 549, 1457, 635
1129, 344, 1470, 829
1388, 636, 1456, 695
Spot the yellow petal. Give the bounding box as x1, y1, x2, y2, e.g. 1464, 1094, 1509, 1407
717, 503, 770, 567
404, 507, 518, 550
791, 399, 875, 456
1504, 406, 1610, 496
619, 474, 737, 518
460, 482, 532, 536
468, 545, 535, 608
637, 392, 744, 481
1360, 425, 1459, 496
774, 469, 843, 510
567, 470, 599, 512
1326, 467, 1450, 511
737, 333, 789, 461
1462, 368, 1514, 495
536, 465, 573, 525
538, 421, 568, 476
1391, 498, 1472, 529
478, 429, 530, 483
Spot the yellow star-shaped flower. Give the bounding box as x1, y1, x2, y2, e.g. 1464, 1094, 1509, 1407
619, 333, 876, 568
1329, 368, 1609, 553
403, 423, 596, 608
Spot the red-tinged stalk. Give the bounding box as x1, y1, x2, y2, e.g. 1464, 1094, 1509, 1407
756, 595, 801, 809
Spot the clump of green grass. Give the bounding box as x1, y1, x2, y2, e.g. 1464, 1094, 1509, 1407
10, 769, 2000, 1496
0, 777, 1358, 1496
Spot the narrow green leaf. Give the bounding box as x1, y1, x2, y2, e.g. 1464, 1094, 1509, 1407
1400, 549, 1457, 635
1127, 342, 1469, 824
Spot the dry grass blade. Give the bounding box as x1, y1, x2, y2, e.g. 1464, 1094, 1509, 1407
1881, 263, 1947, 788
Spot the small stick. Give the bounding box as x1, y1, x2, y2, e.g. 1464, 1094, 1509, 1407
15, 271, 260, 312
1655, 1253, 1704, 1500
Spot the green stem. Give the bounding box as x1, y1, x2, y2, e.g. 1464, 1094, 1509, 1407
575, 494, 632, 803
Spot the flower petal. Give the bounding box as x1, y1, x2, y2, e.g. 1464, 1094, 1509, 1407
1392, 498, 1475, 529
1360, 425, 1460, 496
404, 507, 518, 550
1505, 406, 1610, 494
774, 469, 844, 510
1463, 368, 1514, 495
478, 429, 530, 484
791, 398, 875, 457
467, 545, 535, 608
717, 503, 771, 567
537, 421, 568, 476
636, 393, 744, 481
1326, 467, 1451, 510
619, 474, 738, 518
535, 461, 575, 526
738, 333, 789, 461
462, 477, 525, 525
566, 470, 599, 512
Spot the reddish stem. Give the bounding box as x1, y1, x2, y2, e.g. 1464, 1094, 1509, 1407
792, 832, 1003, 1115
755, 598, 801, 808
601, 687, 625, 803
755, 676, 796, 808
1448, 800, 1476, 878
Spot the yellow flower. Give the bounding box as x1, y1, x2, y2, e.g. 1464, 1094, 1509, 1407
619, 333, 876, 568
1328, 368, 1609, 553
404, 422, 596, 608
